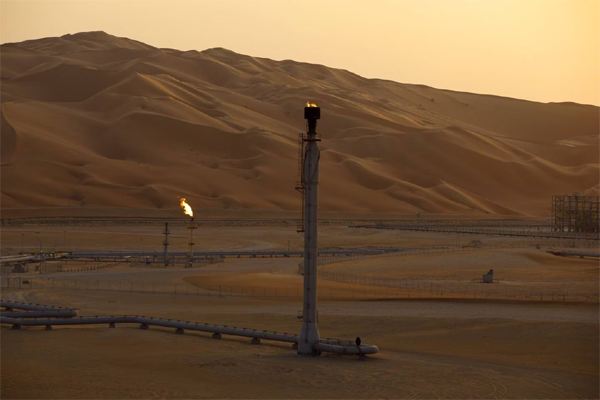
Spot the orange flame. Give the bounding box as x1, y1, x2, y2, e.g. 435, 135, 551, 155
179, 197, 193, 218
306, 101, 318, 107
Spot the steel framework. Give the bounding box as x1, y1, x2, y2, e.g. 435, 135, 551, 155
552, 194, 599, 233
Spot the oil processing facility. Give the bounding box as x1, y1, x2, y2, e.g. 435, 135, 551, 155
551, 194, 599, 233
0, 103, 379, 357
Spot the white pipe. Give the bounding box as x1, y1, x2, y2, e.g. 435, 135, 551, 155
0, 255, 35, 264
315, 342, 378, 355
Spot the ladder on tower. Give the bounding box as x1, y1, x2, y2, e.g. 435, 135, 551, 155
295, 133, 306, 233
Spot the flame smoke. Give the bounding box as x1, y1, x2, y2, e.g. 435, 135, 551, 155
306, 101, 318, 107
179, 197, 193, 218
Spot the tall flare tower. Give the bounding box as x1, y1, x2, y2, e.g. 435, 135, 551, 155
297, 102, 322, 356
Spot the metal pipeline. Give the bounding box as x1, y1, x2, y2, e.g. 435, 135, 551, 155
0, 314, 296, 342
1, 301, 77, 312
1, 310, 78, 318
0, 305, 379, 355
316, 342, 378, 355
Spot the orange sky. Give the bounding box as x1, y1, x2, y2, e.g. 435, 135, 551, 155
1, 0, 598, 105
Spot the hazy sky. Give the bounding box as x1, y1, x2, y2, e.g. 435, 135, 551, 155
1, 0, 599, 105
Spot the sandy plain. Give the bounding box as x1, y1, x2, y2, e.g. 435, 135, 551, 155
1, 223, 599, 399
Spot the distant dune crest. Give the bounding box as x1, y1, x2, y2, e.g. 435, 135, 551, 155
1, 31, 598, 215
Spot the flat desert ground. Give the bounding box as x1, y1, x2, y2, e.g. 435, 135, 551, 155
1, 223, 598, 399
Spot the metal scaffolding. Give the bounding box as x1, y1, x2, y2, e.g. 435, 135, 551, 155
552, 194, 599, 233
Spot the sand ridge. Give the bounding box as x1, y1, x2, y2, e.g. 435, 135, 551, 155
1, 31, 598, 215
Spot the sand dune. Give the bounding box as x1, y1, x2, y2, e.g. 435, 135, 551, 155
1, 31, 598, 216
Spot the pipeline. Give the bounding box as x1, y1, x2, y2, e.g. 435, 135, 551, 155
0, 300, 79, 319
0, 300, 76, 312
0, 301, 378, 355
316, 343, 374, 355
1, 310, 78, 318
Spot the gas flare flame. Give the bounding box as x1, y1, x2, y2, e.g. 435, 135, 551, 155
306, 101, 318, 107
179, 197, 193, 218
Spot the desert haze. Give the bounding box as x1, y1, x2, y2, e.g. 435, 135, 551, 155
1, 31, 598, 215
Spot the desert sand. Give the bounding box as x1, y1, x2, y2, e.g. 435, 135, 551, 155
1, 31, 598, 217
2, 289, 599, 399
1, 31, 599, 399
1, 223, 599, 398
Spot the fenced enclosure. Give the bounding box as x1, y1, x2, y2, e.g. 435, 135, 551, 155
353, 220, 600, 240
2, 275, 596, 303
0, 256, 224, 276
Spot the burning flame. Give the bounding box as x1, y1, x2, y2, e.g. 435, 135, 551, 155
306, 101, 318, 107
179, 197, 193, 218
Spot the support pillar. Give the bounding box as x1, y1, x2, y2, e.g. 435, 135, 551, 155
163, 222, 170, 267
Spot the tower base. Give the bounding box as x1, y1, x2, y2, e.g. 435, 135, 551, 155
297, 344, 321, 357
297, 321, 321, 356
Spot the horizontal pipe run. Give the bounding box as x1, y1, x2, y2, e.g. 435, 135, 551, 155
0, 301, 77, 312
0, 314, 378, 355
0, 315, 297, 342
315, 343, 379, 355
68, 249, 405, 258
0, 310, 78, 318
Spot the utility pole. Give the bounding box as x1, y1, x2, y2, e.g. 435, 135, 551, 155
163, 222, 170, 267
188, 219, 197, 268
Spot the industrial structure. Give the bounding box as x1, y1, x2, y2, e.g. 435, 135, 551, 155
551, 194, 599, 233
179, 198, 197, 267
297, 102, 323, 356
353, 220, 599, 240
0, 104, 379, 358
0, 301, 377, 355
163, 222, 170, 267
187, 219, 197, 267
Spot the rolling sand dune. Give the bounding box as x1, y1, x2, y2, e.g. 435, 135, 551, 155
1, 31, 598, 216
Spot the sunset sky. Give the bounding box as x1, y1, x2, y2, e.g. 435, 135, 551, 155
1, 0, 598, 105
